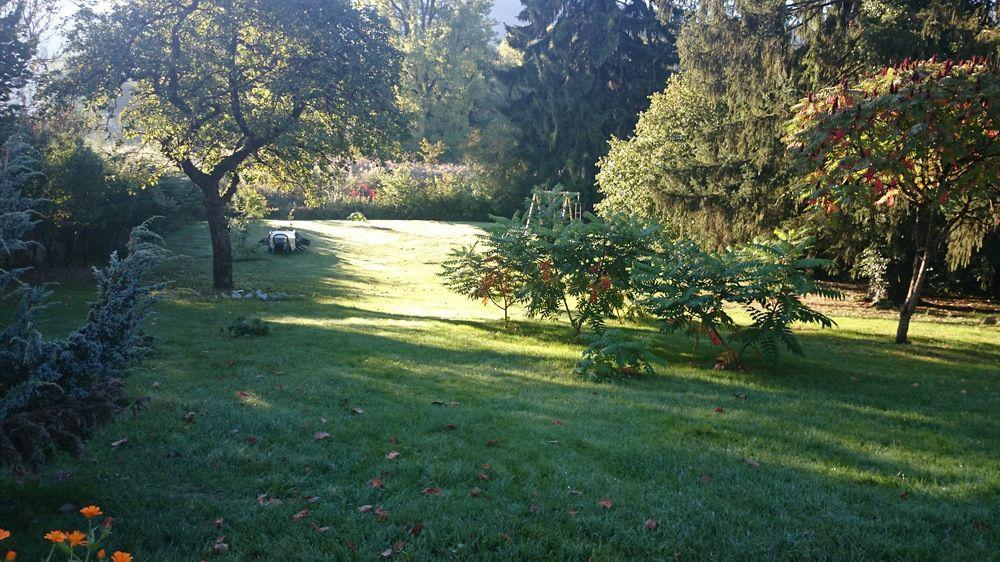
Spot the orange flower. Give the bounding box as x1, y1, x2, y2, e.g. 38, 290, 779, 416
97, 549, 106, 559
67, 531, 87, 548
4, 551, 15, 561
80, 505, 103, 519
0, 530, 8, 541
111, 551, 132, 562
44, 531, 68, 543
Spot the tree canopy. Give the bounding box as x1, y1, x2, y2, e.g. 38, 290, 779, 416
369, 0, 497, 160
787, 57, 1000, 342
55, 0, 403, 288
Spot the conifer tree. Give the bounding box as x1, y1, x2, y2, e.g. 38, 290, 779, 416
499, 0, 680, 206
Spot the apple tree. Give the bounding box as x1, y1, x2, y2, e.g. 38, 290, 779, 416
55, 0, 402, 289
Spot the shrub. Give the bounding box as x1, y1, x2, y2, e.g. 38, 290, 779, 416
574, 329, 656, 380
486, 210, 657, 335
226, 316, 270, 338
0, 224, 167, 480
229, 185, 273, 261
442, 242, 521, 325
272, 160, 501, 221
348, 211, 367, 221
634, 229, 839, 366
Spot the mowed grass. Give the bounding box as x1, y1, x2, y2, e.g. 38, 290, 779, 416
2, 220, 998, 560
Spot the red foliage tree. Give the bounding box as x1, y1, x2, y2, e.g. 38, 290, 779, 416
788, 58, 1000, 343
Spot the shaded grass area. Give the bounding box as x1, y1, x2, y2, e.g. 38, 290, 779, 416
2, 220, 998, 560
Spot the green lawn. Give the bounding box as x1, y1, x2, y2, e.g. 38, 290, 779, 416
2, 220, 998, 560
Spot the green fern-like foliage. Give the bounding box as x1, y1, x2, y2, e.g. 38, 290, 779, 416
574, 329, 656, 380
441, 241, 521, 325
635, 229, 839, 365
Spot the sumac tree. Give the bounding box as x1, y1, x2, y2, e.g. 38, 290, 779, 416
787, 58, 1000, 343
634, 230, 838, 367
442, 242, 521, 325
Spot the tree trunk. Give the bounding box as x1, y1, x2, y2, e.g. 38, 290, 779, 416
204, 191, 234, 291
895, 211, 940, 344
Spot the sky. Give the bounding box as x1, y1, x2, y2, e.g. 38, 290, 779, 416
490, 0, 522, 37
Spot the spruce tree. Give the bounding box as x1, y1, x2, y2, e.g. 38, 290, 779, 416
498, 0, 680, 206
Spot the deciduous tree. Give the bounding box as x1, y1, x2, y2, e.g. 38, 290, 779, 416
56, 0, 402, 289
787, 58, 1000, 343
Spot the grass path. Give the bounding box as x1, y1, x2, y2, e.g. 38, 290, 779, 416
2, 220, 998, 560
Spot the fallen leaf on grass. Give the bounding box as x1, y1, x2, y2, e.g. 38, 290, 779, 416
235, 390, 251, 400
700, 474, 712, 483
388, 436, 399, 444
244, 435, 258, 445
369, 478, 384, 489
741, 457, 760, 468
111, 438, 128, 448
470, 487, 481, 497
352, 407, 365, 415
386, 451, 400, 460
212, 540, 229, 555
568, 490, 583, 496
553, 419, 562, 425
408, 522, 423, 536
291, 509, 310, 522
226, 359, 237, 367
183, 411, 196, 424
257, 493, 282, 506
478, 472, 489, 481
529, 504, 540, 513
713, 407, 725, 414
486, 439, 498, 447
598, 498, 613, 509
214, 517, 224, 529
972, 520, 990, 530
567, 509, 577, 517
313, 431, 331, 441
380, 548, 393, 558
374, 506, 389, 520
645, 518, 658, 530
431, 400, 461, 406
310, 522, 330, 533
422, 487, 442, 495
899, 491, 909, 500
306, 495, 321, 503
446, 424, 457, 430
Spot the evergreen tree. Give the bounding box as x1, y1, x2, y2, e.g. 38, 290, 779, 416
499, 0, 680, 206
599, 0, 999, 250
